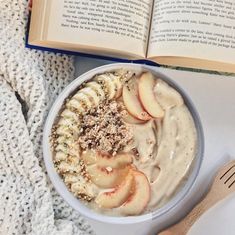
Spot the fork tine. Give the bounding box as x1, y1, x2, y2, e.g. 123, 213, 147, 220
224, 171, 235, 184
220, 164, 235, 180
229, 180, 235, 188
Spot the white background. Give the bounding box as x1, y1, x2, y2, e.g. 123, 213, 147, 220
75, 56, 235, 235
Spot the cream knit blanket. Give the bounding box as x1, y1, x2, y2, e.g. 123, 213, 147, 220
0, 1, 94, 234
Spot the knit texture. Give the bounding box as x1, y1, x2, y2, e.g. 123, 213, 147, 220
0, 1, 94, 234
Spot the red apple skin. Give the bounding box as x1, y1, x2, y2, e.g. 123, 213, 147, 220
138, 72, 164, 119
95, 172, 134, 208
122, 77, 151, 121
117, 97, 147, 124
122, 109, 147, 124
119, 170, 151, 215
87, 165, 131, 188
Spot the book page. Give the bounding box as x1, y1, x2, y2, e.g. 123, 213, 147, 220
45, 0, 153, 58
148, 0, 235, 64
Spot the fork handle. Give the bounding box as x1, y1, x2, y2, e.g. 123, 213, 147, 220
158, 189, 224, 235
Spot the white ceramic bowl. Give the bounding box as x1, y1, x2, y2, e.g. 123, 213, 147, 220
43, 63, 204, 225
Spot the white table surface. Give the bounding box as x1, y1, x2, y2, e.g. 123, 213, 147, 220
74, 56, 235, 235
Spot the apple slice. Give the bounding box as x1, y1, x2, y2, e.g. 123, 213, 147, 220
118, 98, 146, 124
95, 171, 134, 208
122, 109, 146, 124
120, 170, 150, 215
81, 150, 97, 165
123, 77, 151, 121
138, 72, 164, 118
87, 165, 130, 188
96, 74, 116, 99
97, 152, 133, 168
81, 150, 133, 168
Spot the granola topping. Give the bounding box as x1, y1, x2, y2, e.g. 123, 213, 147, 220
78, 100, 133, 155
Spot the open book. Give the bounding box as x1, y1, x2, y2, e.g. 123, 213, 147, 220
28, 0, 235, 73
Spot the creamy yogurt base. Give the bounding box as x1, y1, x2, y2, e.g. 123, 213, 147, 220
51, 70, 197, 216
121, 79, 197, 211
130, 106, 197, 210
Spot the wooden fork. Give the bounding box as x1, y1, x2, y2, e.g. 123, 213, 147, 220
159, 160, 235, 235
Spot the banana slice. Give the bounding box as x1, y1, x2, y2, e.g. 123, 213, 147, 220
56, 135, 68, 144
64, 173, 81, 184
56, 136, 77, 146
96, 74, 116, 99
57, 161, 80, 174
56, 135, 79, 149
56, 139, 80, 158
67, 154, 80, 165
57, 117, 80, 133
73, 92, 93, 110
54, 151, 67, 162
70, 179, 95, 199
56, 125, 74, 137
55, 143, 80, 157
111, 74, 123, 98
66, 98, 85, 114
60, 109, 78, 122
80, 87, 100, 106
86, 81, 105, 100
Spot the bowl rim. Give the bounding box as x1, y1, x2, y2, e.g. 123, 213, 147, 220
43, 63, 204, 224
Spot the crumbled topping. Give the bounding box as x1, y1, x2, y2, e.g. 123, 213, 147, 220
50, 126, 58, 149
78, 100, 133, 155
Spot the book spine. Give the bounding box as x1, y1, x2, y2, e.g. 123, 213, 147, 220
25, 41, 159, 67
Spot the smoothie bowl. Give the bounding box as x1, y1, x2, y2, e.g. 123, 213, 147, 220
43, 63, 204, 224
